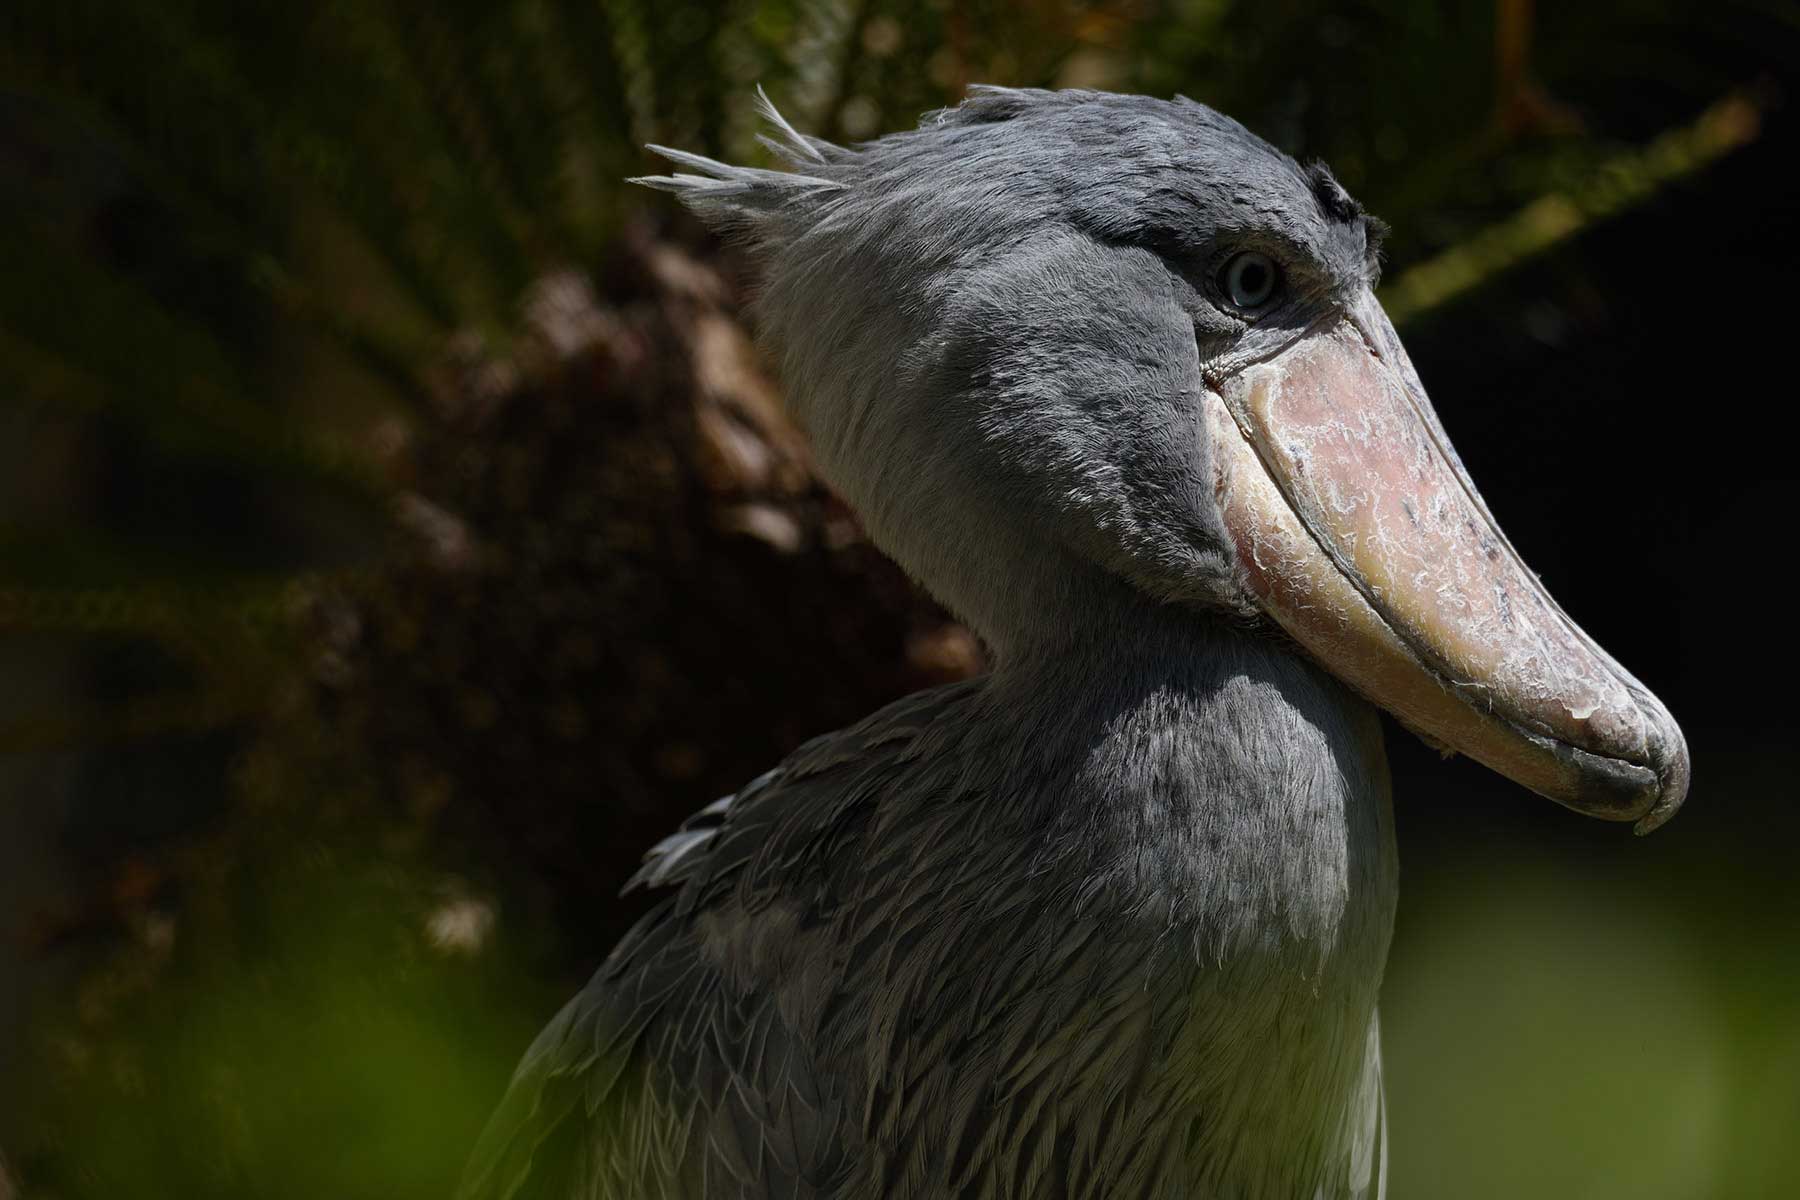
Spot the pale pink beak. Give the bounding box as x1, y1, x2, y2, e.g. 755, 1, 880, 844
1206, 296, 1688, 832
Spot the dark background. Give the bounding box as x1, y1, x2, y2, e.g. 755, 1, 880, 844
2, 2, 1796, 1196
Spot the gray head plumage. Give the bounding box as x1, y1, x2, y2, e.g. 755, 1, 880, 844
635, 87, 1382, 657
633, 85, 1688, 829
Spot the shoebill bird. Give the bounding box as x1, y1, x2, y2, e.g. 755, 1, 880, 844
461, 88, 1689, 1200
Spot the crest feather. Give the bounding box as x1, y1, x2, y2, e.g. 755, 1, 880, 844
627, 90, 845, 246
753, 85, 831, 166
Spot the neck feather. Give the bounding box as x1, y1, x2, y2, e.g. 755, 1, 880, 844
975, 596, 1397, 966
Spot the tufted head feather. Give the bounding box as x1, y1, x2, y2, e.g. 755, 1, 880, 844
632, 83, 1690, 840
629, 87, 1389, 655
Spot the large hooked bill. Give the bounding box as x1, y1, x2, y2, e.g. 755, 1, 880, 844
1205, 294, 1688, 833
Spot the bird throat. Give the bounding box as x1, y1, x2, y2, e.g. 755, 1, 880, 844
974, 611, 1398, 1195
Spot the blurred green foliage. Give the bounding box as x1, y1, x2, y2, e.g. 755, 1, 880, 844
2, 2, 1796, 1198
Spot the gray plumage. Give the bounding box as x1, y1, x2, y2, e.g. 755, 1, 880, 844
463, 87, 1410, 1200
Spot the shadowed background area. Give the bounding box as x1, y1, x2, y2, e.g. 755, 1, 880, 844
0, 2, 1795, 1196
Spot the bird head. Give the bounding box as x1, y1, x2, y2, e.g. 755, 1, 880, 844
634, 86, 1688, 832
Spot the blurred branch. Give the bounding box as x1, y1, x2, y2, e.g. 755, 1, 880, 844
819, 0, 871, 142
1493, 0, 1583, 138
0, 573, 365, 641
788, 0, 862, 131
250, 257, 438, 413
0, 689, 257, 756
1384, 88, 1767, 325
603, 0, 659, 148
0, 326, 394, 504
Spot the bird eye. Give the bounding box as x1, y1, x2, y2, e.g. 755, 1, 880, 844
1220, 251, 1279, 311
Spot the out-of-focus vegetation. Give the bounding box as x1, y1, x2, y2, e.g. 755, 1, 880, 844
1, 3, 1795, 1198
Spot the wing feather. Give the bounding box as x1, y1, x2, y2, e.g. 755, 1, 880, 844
459, 681, 982, 1200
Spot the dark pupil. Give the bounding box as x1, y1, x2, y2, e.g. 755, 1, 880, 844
1237, 260, 1267, 298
